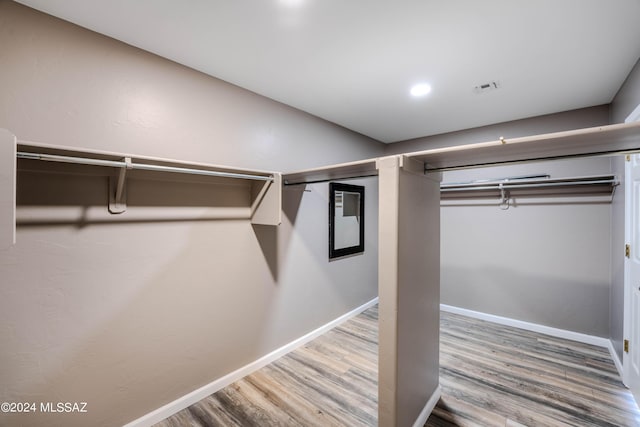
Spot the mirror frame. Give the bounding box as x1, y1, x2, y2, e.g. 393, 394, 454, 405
329, 182, 365, 259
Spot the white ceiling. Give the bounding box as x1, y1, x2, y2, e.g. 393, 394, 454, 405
15, 0, 640, 143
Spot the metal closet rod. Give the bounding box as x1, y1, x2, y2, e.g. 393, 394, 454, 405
441, 177, 618, 192
16, 151, 274, 182
283, 173, 379, 186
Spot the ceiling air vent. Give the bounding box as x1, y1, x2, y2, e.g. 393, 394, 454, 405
473, 81, 501, 94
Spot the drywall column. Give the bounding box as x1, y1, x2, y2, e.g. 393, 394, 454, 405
377, 155, 441, 427
0, 129, 16, 250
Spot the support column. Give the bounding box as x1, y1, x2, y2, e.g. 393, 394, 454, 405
377, 155, 441, 427
0, 129, 16, 250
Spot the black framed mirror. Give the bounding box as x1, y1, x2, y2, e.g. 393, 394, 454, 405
329, 182, 365, 259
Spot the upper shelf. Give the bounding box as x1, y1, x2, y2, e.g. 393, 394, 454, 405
2, 132, 282, 249
283, 158, 378, 185
15, 140, 282, 226
282, 122, 640, 186
407, 121, 640, 172
16, 140, 277, 182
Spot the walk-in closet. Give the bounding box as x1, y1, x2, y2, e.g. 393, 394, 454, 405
2, 1, 640, 426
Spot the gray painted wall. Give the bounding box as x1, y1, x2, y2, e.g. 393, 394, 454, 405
385, 105, 610, 155
440, 157, 613, 337
387, 107, 614, 337
0, 2, 383, 172
611, 57, 640, 124
0, 2, 382, 426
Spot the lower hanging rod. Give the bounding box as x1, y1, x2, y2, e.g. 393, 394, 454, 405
17, 151, 273, 182
441, 178, 618, 192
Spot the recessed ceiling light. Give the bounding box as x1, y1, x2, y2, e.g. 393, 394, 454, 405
410, 83, 432, 97
279, 0, 305, 7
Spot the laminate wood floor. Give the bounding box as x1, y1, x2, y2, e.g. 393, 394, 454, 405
154, 306, 640, 426
430, 312, 640, 427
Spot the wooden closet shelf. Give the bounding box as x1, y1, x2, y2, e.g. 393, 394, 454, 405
1, 132, 282, 250
408, 121, 640, 172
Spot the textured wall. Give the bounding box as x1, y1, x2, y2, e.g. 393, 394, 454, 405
611, 57, 640, 124
386, 106, 614, 337
0, 2, 382, 426
385, 105, 610, 155
0, 2, 383, 172
439, 157, 613, 337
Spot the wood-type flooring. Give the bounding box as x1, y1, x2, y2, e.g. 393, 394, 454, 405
155, 305, 640, 426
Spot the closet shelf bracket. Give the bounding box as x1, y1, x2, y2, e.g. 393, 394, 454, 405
498, 183, 510, 210
5, 134, 282, 230
109, 157, 132, 214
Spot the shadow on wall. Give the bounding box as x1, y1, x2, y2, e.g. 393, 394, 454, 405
254, 178, 378, 354
16, 164, 308, 284
2, 169, 376, 427
252, 224, 278, 281
3, 172, 293, 426
15, 166, 255, 226
2, 167, 290, 426
441, 264, 610, 338
252, 184, 305, 281
282, 185, 305, 226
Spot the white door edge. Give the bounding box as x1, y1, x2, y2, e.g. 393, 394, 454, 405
623, 104, 640, 388
623, 156, 632, 386
625, 103, 640, 124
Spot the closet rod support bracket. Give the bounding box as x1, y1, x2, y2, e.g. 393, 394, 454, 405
499, 183, 510, 210
109, 157, 132, 214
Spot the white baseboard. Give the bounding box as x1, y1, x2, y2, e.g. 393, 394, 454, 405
440, 304, 610, 348
608, 340, 624, 380
440, 305, 630, 396
123, 297, 379, 427
412, 385, 441, 427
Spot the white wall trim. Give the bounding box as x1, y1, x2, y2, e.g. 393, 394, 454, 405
440, 304, 623, 378
441, 304, 628, 385
441, 304, 610, 348
608, 340, 625, 380
441, 304, 627, 378
625, 103, 640, 123
123, 297, 379, 427
412, 385, 441, 427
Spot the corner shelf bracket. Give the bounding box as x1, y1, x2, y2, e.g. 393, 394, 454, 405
109, 157, 132, 214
